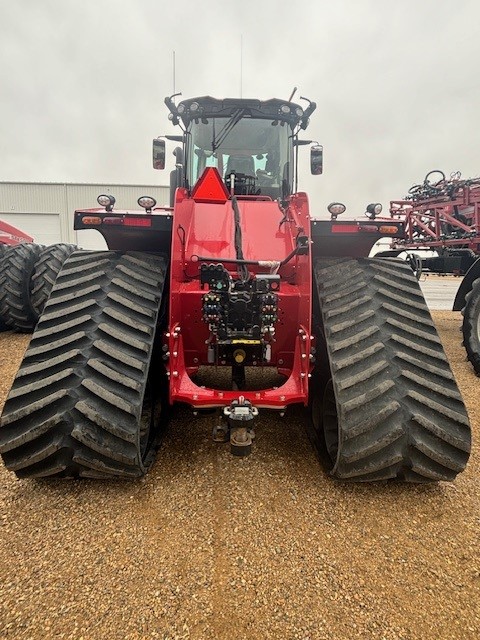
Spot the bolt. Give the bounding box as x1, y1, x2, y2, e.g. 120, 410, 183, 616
308, 373, 312, 378
301, 372, 306, 378
193, 357, 199, 364
280, 395, 286, 402
302, 353, 307, 359
302, 335, 307, 341
255, 393, 261, 400
219, 392, 224, 398
172, 371, 179, 377
193, 411, 198, 416
278, 359, 284, 365
279, 411, 285, 418
166, 332, 170, 338
193, 394, 198, 401
173, 351, 178, 357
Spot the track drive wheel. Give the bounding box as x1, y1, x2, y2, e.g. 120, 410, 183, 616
462, 277, 480, 376
0, 250, 168, 479
309, 257, 471, 482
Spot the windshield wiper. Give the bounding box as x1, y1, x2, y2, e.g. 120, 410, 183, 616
212, 109, 246, 152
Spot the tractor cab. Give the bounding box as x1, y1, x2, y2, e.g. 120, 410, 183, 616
154, 95, 321, 204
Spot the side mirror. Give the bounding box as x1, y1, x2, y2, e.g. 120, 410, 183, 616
310, 144, 323, 175
153, 138, 166, 170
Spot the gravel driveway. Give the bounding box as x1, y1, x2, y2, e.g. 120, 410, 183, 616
0, 311, 478, 640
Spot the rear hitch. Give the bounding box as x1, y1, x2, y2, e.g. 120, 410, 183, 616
223, 396, 258, 457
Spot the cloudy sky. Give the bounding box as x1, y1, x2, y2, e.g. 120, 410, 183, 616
1, 0, 480, 217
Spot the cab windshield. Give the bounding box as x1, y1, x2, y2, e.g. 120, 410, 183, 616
186, 116, 292, 199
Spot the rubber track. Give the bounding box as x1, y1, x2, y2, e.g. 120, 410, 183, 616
462, 277, 480, 375
0, 243, 44, 331
312, 257, 471, 482
0, 250, 166, 478
30, 243, 77, 318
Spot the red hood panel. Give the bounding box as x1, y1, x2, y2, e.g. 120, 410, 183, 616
185, 200, 295, 261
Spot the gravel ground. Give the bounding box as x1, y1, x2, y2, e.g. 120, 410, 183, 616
0, 311, 479, 640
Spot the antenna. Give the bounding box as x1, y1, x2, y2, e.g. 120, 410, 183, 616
288, 87, 297, 102
240, 35, 243, 98
173, 51, 176, 103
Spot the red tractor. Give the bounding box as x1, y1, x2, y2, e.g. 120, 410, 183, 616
0, 219, 34, 332
0, 219, 34, 248
0, 95, 471, 481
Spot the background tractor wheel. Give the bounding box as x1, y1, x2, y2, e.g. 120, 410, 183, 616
462, 277, 480, 375
0, 245, 9, 332
30, 243, 77, 318
0, 243, 44, 332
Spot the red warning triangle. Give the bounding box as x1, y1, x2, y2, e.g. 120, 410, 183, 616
192, 167, 230, 203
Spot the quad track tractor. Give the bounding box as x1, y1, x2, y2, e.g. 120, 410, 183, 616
0, 96, 472, 481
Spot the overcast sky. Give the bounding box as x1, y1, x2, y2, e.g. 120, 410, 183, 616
1, 0, 480, 217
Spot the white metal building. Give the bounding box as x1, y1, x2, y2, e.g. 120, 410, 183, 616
0, 182, 170, 249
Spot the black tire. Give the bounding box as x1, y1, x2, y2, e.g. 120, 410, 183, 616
424, 169, 446, 186
0, 245, 9, 332
406, 252, 423, 280
30, 243, 77, 317
462, 277, 480, 376
0, 250, 168, 479
0, 243, 44, 332
309, 257, 471, 482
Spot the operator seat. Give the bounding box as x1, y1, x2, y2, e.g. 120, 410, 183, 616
225, 155, 255, 176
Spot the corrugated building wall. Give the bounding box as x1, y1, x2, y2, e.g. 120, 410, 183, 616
0, 182, 170, 249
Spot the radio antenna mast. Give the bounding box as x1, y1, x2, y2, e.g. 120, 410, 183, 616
173, 51, 176, 103
240, 35, 243, 98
